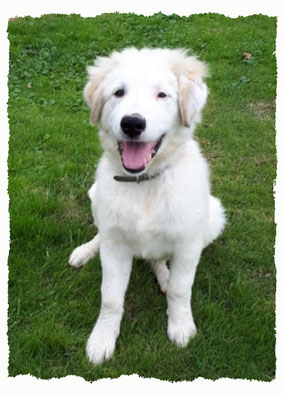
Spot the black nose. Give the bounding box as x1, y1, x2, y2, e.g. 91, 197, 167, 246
120, 115, 146, 138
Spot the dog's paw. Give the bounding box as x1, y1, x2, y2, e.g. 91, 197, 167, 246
68, 244, 94, 268
86, 331, 116, 365
167, 320, 197, 347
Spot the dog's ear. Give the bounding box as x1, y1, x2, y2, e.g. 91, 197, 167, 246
84, 76, 104, 125
173, 52, 209, 128
84, 54, 119, 125
178, 75, 208, 128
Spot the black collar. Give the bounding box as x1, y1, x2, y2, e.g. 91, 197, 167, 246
113, 170, 162, 184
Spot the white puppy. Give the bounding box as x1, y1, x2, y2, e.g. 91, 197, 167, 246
69, 48, 226, 364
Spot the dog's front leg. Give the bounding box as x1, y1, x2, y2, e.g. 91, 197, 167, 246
166, 241, 203, 347
86, 240, 132, 364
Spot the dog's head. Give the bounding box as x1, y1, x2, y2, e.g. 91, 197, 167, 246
84, 48, 208, 175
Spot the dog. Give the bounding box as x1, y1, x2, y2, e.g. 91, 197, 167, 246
69, 47, 226, 364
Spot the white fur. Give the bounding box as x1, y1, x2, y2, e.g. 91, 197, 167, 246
69, 48, 226, 364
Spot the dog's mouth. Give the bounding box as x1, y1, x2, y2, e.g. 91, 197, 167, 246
118, 134, 165, 174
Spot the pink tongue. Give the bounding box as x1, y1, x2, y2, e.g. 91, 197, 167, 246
121, 141, 157, 170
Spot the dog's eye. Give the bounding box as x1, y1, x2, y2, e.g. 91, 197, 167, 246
114, 89, 125, 98
157, 92, 167, 98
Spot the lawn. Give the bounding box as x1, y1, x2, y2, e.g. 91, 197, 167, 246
7, 13, 276, 381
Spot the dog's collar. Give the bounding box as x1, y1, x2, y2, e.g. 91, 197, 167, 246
113, 169, 163, 184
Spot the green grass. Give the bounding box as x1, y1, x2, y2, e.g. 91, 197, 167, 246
7, 13, 276, 381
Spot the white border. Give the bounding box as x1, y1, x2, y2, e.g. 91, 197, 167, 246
1, 1, 282, 393
0, 0, 282, 18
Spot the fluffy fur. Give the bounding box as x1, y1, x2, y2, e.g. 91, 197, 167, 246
69, 47, 226, 364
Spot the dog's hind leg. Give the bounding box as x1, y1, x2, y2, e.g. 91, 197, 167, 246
203, 196, 226, 249
69, 233, 100, 268
150, 259, 170, 294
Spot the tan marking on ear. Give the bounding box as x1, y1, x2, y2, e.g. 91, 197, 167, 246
90, 86, 104, 125
178, 75, 191, 127
83, 75, 105, 125
83, 53, 120, 125
84, 79, 95, 108
170, 51, 208, 128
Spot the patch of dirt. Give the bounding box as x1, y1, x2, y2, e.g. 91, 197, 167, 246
247, 99, 275, 120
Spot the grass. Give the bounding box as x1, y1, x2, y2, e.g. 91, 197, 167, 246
7, 13, 276, 381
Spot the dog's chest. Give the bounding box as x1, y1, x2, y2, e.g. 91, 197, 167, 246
104, 185, 171, 231
94, 152, 208, 258
106, 188, 176, 258
96, 179, 182, 242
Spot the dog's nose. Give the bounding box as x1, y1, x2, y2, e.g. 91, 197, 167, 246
120, 115, 146, 138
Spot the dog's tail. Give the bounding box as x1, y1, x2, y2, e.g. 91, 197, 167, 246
203, 195, 226, 249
